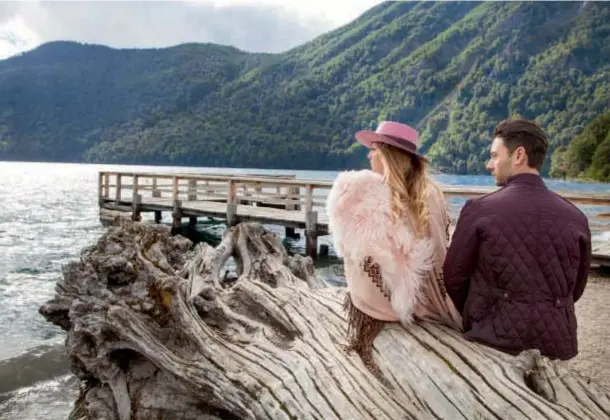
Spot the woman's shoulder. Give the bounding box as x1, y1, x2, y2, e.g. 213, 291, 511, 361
326, 170, 390, 219
328, 170, 388, 207
332, 169, 384, 189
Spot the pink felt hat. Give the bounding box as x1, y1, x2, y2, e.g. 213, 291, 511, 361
355, 120, 427, 161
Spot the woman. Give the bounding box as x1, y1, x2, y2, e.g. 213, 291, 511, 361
326, 120, 461, 376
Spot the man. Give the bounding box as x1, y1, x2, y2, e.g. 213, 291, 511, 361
443, 117, 591, 360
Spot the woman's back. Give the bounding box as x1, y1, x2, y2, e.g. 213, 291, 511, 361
326, 170, 461, 329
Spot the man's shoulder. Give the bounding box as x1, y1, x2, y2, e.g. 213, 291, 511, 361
463, 187, 506, 211
546, 189, 590, 224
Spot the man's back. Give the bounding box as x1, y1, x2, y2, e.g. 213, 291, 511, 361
443, 173, 591, 360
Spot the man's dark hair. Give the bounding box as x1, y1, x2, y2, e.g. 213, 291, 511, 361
493, 117, 548, 170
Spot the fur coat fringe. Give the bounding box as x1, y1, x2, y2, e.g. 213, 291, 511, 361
326, 169, 435, 325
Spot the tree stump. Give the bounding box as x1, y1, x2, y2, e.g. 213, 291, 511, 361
39, 219, 610, 420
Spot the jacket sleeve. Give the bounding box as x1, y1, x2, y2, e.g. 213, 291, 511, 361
573, 220, 591, 303
443, 198, 480, 313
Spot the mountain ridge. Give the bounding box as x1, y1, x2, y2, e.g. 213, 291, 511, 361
0, 1, 608, 178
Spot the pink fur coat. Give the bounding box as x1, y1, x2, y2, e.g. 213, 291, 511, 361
326, 169, 462, 329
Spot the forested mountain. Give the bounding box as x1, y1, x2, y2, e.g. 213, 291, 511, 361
0, 1, 608, 177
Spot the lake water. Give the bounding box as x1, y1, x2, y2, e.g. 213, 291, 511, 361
0, 161, 608, 419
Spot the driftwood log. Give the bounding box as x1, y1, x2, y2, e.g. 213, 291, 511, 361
39, 219, 610, 420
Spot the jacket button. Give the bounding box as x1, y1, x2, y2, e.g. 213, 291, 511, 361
503, 292, 508, 299
556, 298, 561, 306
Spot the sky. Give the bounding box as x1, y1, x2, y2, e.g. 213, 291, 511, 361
0, 0, 384, 59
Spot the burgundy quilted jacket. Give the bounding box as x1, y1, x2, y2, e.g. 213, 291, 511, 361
443, 173, 591, 360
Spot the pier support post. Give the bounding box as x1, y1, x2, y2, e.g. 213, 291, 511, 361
115, 174, 122, 204
97, 172, 104, 206
188, 216, 197, 227
187, 180, 197, 201
293, 187, 301, 211
226, 203, 237, 227
305, 211, 318, 259
285, 186, 300, 211
103, 173, 110, 200
172, 200, 182, 234
154, 211, 162, 224
152, 177, 161, 198
226, 179, 237, 227
131, 194, 142, 222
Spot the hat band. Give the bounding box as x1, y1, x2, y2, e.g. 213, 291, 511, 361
382, 134, 417, 153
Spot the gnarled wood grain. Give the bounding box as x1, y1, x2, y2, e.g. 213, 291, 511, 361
40, 219, 610, 420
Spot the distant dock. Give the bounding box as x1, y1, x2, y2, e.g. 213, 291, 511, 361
98, 171, 610, 266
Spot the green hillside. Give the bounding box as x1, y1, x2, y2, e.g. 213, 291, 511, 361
550, 110, 610, 182
0, 1, 609, 177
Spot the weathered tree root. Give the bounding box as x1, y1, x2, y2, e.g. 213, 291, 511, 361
40, 219, 610, 420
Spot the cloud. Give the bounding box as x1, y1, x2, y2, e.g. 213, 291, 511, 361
0, 17, 41, 59
0, 0, 382, 59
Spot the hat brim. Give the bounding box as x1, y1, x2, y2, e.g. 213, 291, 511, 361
355, 130, 428, 162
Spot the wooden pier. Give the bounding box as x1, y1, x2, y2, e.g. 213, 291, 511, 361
98, 171, 330, 257
98, 171, 610, 266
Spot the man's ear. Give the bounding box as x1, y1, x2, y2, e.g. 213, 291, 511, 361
514, 146, 528, 166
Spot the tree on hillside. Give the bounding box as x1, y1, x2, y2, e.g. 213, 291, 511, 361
552, 110, 610, 181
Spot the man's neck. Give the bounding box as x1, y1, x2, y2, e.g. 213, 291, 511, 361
510, 167, 540, 177
505, 170, 545, 187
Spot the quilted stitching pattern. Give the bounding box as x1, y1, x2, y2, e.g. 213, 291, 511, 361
460, 176, 589, 360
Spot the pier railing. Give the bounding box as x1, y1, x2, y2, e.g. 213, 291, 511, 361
98, 171, 332, 215
97, 170, 610, 261
99, 171, 610, 225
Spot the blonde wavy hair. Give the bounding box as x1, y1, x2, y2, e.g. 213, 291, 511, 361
375, 142, 442, 238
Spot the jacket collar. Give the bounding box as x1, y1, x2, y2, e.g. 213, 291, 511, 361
505, 173, 546, 188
